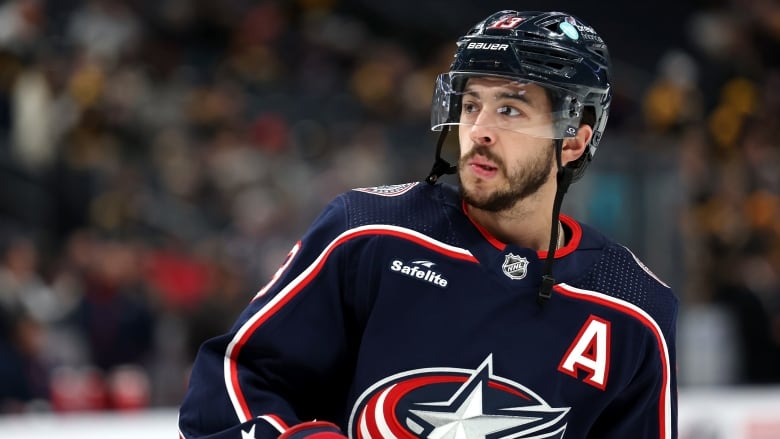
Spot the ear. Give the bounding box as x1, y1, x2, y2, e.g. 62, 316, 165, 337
561, 124, 593, 166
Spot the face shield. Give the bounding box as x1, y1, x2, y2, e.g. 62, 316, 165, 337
431, 72, 585, 140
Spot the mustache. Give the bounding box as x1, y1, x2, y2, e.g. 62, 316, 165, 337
460, 145, 505, 171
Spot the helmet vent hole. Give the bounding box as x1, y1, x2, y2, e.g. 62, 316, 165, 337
589, 48, 607, 60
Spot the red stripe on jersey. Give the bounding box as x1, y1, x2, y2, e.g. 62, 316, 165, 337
226, 225, 478, 422
554, 283, 672, 439
537, 214, 581, 259
462, 201, 582, 258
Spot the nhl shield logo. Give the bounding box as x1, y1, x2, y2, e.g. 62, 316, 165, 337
502, 253, 529, 280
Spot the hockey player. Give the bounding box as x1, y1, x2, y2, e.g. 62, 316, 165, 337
178, 10, 678, 439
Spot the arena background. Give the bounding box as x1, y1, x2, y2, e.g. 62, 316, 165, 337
0, 0, 778, 437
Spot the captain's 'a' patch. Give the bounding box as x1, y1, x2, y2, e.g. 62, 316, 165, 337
353, 183, 418, 197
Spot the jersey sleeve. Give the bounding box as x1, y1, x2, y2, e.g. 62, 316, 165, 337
566, 241, 680, 439
593, 299, 678, 438
178, 196, 360, 439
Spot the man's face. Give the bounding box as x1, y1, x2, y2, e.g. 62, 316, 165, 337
457, 76, 556, 212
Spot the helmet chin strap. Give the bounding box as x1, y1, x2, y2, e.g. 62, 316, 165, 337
426, 127, 458, 185
538, 138, 574, 305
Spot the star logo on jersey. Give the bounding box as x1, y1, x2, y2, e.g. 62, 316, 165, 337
349, 355, 569, 439
502, 253, 529, 280
241, 425, 255, 439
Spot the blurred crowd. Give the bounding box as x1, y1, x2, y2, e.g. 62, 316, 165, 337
0, 0, 778, 413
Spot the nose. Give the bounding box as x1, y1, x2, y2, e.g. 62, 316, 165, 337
469, 117, 498, 146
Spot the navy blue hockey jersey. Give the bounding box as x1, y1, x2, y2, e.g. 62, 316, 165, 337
178, 182, 678, 439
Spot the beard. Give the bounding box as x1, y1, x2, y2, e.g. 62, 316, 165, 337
459, 143, 555, 212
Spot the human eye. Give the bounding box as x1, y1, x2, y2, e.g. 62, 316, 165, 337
462, 100, 479, 114
497, 105, 525, 117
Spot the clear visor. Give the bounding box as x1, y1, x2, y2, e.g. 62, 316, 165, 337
431, 72, 585, 139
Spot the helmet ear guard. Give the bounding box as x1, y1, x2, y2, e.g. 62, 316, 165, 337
564, 105, 599, 177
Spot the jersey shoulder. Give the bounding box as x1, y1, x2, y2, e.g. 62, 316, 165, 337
571, 227, 678, 334
334, 182, 461, 244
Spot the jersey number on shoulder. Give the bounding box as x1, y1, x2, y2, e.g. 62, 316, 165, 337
558, 315, 611, 390
253, 241, 301, 301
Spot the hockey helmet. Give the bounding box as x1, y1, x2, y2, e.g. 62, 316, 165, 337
431, 10, 612, 181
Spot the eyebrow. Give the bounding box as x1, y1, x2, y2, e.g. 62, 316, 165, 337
463, 87, 536, 107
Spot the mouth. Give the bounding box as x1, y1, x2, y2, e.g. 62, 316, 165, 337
472, 163, 497, 171
467, 157, 500, 178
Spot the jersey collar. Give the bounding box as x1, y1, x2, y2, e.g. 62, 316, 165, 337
461, 200, 582, 258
